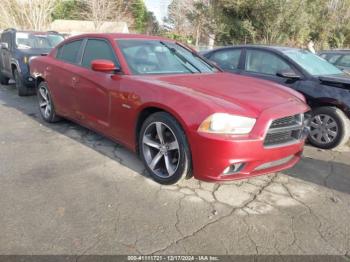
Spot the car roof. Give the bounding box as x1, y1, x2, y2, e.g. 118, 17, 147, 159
319, 49, 350, 54
65, 33, 172, 42
204, 45, 302, 54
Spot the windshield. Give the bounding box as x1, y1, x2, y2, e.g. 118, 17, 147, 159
117, 39, 216, 75
15, 32, 64, 50
284, 50, 342, 76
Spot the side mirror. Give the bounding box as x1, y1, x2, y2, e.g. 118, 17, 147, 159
1, 42, 9, 50
276, 70, 301, 80
91, 59, 120, 73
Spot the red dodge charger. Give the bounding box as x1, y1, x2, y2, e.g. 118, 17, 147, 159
30, 34, 310, 184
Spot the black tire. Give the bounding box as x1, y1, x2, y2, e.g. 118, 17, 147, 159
308, 106, 350, 149
0, 71, 9, 85
14, 69, 32, 96
37, 81, 61, 123
139, 112, 192, 185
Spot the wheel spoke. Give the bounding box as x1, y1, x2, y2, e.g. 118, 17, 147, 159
327, 122, 337, 129
310, 129, 321, 136
45, 105, 51, 117
167, 140, 179, 151
39, 101, 47, 108
323, 115, 330, 124
39, 88, 48, 101
314, 115, 322, 125
316, 132, 323, 143
143, 136, 161, 149
156, 122, 165, 144
164, 154, 175, 175
323, 133, 331, 143
149, 151, 163, 170
327, 129, 337, 138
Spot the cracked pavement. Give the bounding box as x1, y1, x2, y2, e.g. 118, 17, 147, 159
0, 84, 350, 256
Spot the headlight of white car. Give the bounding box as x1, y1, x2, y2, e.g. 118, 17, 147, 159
198, 113, 256, 135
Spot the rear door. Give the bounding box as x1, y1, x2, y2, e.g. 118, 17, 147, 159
49, 39, 84, 119
242, 48, 301, 87
206, 48, 243, 73
74, 38, 121, 131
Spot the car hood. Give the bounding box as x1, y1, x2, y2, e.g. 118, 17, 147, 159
143, 73, 304, 116
319, 73, 350, 90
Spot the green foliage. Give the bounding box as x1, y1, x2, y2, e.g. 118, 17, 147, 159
130, 0, 150, 33
52, 0, 85, 20
183, 0, 350, 49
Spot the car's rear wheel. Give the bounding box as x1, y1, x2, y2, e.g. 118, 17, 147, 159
308, 106, 350, 149
139, 112, 191, 185
14, 69, 32, 96
0, 71, 9, 85
37, 81, 60, 123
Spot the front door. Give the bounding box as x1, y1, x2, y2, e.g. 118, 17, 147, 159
243, 49, 300, 88
74, 38, 121, 131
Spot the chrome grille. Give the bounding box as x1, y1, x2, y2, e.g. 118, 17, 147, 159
264, 114, 307, 147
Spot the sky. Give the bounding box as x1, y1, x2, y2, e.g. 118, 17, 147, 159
144, 0, 172, 24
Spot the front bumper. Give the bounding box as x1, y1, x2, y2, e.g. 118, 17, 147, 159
189, 101, 309, 181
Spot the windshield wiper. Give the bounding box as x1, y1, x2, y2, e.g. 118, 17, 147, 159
160, 41, 201, 73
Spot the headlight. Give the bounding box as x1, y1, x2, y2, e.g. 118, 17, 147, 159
198, 113, 256, 135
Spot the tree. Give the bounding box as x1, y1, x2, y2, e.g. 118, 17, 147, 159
0, 0, 56, 30
78, 0, 132, 30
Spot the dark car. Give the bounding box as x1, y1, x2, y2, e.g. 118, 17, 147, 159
202, 45, 350, 149
0, 28, 64, 96
318, 50, 350, 73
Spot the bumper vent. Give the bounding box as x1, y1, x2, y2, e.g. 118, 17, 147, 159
264, 114, 309, 147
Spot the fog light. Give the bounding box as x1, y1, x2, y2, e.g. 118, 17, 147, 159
28, 77, 33, 82
222, 163, 245, 175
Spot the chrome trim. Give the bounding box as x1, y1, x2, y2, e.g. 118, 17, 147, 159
264, 113, 308, 148
255, 155, 294, 171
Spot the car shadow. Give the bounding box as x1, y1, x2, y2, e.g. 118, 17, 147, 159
283, 155, 350, 195
0, 84, 149, 179
1, 84, 350, 194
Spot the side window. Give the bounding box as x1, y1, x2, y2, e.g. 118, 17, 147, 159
245, 50, 293, 75
335, 55, 350, 67
56, 40, 83, 64
81, 39, 119, 68
210, 49, 241, 70
327, 54, 342, 64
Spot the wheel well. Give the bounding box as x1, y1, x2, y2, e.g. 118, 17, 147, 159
310, 100, 350, 117
135, 107, 164, 153
11, 64, 17, 77
35, 76, 45, 89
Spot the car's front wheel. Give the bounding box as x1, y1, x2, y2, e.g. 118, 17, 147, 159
37, 81, 60, 123
14, 69, 32, 96
308, 106, 350, 149
139, 112, 192, 185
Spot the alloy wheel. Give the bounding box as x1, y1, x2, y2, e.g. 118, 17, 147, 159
38, 85, 52, 119
310, 114, 338, 144
142, 122, 180, 178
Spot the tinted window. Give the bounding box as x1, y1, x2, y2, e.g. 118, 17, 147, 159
336, 55, 350, 67
82, 39, 118, 68
210, 49, 241, 70
246, 50, 292, 75
327, 54, 342, 64
57, 40, 83, 64
15, 32, 64, 49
